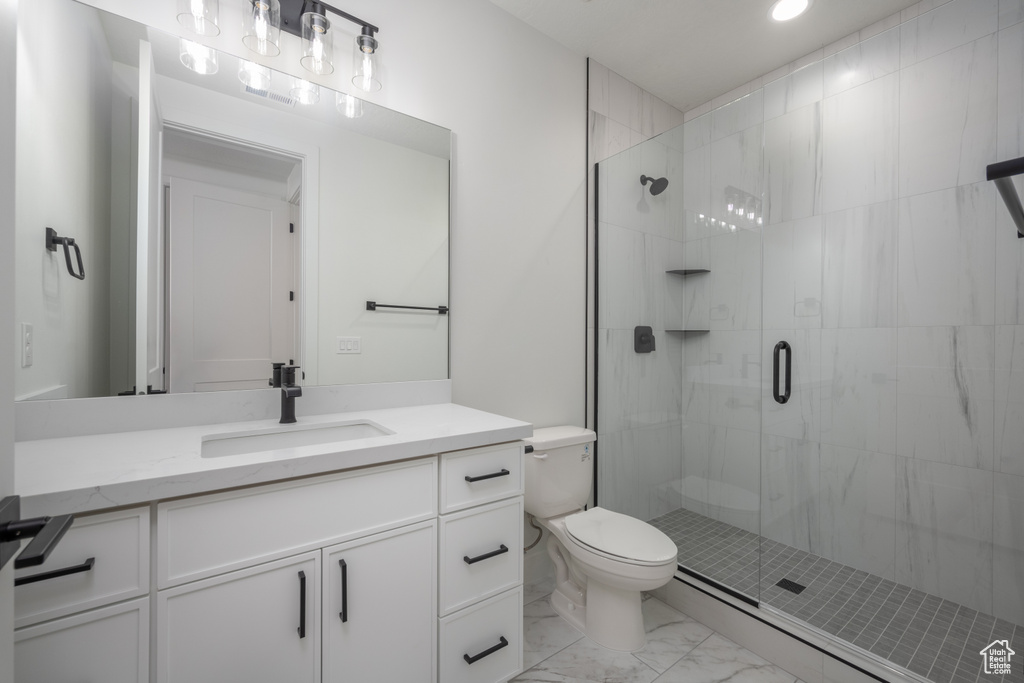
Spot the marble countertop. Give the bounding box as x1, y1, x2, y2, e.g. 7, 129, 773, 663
15, 403, 532, 517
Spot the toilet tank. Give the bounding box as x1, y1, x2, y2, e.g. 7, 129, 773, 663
523, 426, 596, 519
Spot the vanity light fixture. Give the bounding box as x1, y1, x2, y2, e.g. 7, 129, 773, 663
336, 92, 363, 118
242, 0, 382, 91
180, 38, 219, 74
243, 0, 281, 56
291, 78, 320, 104
769, 0, 811, 21
239, 59, 272, 89
178, 0, 220, 36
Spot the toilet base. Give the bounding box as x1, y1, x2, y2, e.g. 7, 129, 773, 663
549, 587, 587, 635
583, 580, 646, 652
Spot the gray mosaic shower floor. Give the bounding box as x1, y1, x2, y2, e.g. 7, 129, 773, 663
649, 506, 1023, 683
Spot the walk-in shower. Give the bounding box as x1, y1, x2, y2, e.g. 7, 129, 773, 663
594, 1, 1024, 681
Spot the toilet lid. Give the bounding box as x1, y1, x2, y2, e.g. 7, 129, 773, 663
564, 507, 677, 565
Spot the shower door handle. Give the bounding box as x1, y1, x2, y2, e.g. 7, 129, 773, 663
773, 341, 791, 405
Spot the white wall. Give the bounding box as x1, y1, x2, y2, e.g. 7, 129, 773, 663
14, 0, 113, 400
74, 0, 588, 429
0, 0, 16, 674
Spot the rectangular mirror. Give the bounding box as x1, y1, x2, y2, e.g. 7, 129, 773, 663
15, 0, 451, 400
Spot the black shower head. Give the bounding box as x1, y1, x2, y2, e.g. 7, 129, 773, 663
640, 175, 669, 196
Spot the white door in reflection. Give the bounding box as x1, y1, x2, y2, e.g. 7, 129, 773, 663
168, 178, 295, 393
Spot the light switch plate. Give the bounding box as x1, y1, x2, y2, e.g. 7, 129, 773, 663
336, 336, 361, 354
21, 322, 33, 367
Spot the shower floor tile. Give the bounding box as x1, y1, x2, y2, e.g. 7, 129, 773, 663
648, 507, 1023, 683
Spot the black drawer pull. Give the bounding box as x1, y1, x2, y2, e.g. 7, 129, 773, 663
464, 469, 510, 483
15, 557, 95, 587
464, 544, 509, 565
297, 570, 307, 639
339, 559, 348, 623
464, 636, 509, 665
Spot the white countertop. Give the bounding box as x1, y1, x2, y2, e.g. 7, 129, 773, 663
16, 403, 532, 517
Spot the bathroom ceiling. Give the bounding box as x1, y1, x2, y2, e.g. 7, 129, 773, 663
488, 0, 919, 113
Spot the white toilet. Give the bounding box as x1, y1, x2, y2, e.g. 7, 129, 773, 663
524, 426, 678, 652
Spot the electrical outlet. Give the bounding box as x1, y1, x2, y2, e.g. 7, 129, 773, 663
21, 323, 33, 367
336, 336, 361, 354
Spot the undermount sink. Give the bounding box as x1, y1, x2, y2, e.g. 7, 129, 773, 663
201, 420, 393, 458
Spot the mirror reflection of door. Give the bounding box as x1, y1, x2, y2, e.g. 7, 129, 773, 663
163, 133, 300, 393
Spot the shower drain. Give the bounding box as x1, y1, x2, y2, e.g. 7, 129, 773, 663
776, 578, 807, 595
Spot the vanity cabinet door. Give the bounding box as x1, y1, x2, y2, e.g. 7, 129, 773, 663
15, 598, 149, 683
157, 552, 320, 683
322, 521, 437, 683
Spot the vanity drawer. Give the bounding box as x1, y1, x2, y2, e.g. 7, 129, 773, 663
14, 506, 150, 629
439, 586, 523, 683
439, 498, 523, 616
440, 442, 523, 513
157, 458, 436, 588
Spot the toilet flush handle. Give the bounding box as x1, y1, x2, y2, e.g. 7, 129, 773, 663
532, 452, 547, 460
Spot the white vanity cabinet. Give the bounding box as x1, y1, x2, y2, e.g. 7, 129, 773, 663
438, 442, 525, 683
155, 458, 438, 683
13, 506, 151, 683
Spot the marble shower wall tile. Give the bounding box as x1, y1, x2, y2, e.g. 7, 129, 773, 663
681, 239, 711, 331
706, 425, 762, 535
822, 74, 899, 213
590, 111, 635, 164
710, 127, 764, 235
708, 229, 761, 332
900, 0, 999, 68
761, 434, 820, 554
597, 328, 642, 434
597, 222, 645, 330
995, 325, 1024, 475
637, 331, 683, 427
763, 104, 823, 225
708, 330, 763, 432
820, 328, 898, 454
993, 472, 1024, 624
643, 235, 685, 332
994, 180, 1024, 324
823, 27, 901, 98
761, 329, 822, 443
898, 35, 997, 197
822, 201, 899, 329
895, 457, 995, 615
598, 144, 643, 230
682, 331, 711, 425
762, 216, 823, 330
819, 445, 897, 580
1001, 0, 1024, 27
635, 422, 684, 521
763, 62, 823, 121
995, 25, 1024, 323
596, 429, 642, 520
711, 90, 763, 142
681, 421, 711, 517
897, 183, 997, 327
896, 326, 996, 470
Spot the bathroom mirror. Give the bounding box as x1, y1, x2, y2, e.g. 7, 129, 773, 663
14, 0, 450, 401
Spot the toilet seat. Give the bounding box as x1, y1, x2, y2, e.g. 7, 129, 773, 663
563, 507, 677, 567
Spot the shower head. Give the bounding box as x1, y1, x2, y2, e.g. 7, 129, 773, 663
641, 175, 669, 196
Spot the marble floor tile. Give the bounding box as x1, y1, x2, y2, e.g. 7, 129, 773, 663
650, 633, 799, 683
522, 597, 585, 670
514, 635, 662, 683
633, 597, 715, 673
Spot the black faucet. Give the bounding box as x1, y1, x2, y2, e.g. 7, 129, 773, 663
270, 362, 302, 424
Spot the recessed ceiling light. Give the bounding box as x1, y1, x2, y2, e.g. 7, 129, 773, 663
769, 0, 811, 21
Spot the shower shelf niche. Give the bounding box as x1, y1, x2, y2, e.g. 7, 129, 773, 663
666, 269, 710, 277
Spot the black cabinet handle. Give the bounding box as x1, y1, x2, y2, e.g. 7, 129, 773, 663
465, 469, 510, 483
464, 636, 509, 665
773, 341, 792, 405
339, 559, 348, 623
464, 544, 509, 565
297, 570, 306, 639
15, 557, 95, 587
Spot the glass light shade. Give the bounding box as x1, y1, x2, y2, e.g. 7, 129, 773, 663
179, 39, 219, 75
300, 11, 334, 75
769, 0, 811, 21
178, 0, 220, 36
238, 60, 272, 90
291, 79, 320, 105
336, 92, 363, 119
242, 0, 281, 57
351, 34, 381, 92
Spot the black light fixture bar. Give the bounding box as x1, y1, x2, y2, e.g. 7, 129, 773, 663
987, 155, 1024, 239
278, 0, 378, 39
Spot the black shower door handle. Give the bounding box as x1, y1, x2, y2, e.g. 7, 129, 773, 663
773, 341, 791, 405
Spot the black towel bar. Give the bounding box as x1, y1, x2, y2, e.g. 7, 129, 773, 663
366, 301, 448, 315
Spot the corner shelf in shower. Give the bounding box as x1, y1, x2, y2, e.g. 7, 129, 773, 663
666, 269, 710, 277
